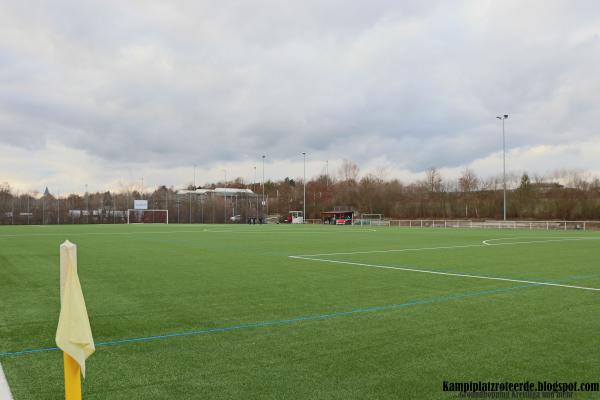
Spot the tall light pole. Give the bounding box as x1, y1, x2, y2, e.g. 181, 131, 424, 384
223, 169, 227, 223
188, 166, 194, 224
253, 165, 258, 219
496, 114, 509, 220
193, 164, 197, 189
261, 155, 265, 220
302, 152, 306, 223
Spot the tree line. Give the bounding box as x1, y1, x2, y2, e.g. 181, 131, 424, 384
1, 161, 599, 224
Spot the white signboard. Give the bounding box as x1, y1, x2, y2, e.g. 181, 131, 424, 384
134, 200, 148, 210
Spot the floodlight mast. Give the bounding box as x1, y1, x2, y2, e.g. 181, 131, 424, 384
496, 114, 509, 221
193, 164, 197, 188
262, 155, 265, 220
254, 165, 257, 218
302, 152, 306, 223
223, 169, 227, 223
192, 164, 196, 224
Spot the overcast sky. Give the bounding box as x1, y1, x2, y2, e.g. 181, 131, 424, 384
1, 0, 600, 194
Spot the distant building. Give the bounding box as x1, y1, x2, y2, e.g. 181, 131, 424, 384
176, 188, 255, 197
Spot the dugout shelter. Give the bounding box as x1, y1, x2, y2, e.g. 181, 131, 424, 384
321, 209, 354, 225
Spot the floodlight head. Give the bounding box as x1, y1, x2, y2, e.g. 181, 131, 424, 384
504, 114, 509, 119
496, 116, 502, 119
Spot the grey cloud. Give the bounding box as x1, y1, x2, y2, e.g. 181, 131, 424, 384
1, 0, 600, 184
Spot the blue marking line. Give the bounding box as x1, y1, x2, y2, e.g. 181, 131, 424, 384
2, 272, 599, 358
0, 282, 540, 358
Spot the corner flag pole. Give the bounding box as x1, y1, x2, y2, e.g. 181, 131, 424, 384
63, 353, 81, 399
56, 241, 95, 400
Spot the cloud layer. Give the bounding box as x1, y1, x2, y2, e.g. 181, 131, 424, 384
1, 0, 599, 192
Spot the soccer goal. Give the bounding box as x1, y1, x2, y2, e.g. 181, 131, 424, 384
362, 214, 383, 221
354, 214, 388, 226
127, 209, 169, 224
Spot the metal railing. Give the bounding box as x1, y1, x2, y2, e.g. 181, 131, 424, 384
382, 220, 600, 231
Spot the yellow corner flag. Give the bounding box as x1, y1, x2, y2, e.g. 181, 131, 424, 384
56, 240, 95, 399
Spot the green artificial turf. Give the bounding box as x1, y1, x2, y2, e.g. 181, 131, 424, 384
1, 224, 600, 399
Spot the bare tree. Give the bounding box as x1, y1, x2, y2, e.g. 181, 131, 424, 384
373, 166, 389, 183
458, 168, 479, 193
424, 167, 443, 192
457, 168, 479, 218
338, 159, 360, 182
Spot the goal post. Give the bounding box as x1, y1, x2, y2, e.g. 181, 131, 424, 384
354, 213, 385, 226
361, 214, 383, 221
127, 209, 169, 224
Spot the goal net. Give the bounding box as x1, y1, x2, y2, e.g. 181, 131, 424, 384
127, 209, 169, 224
354, 214, 387, 226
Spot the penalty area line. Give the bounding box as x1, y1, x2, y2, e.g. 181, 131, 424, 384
0, 362, 13, 400
293, 237, 600, 257
481, 237, 600, 246
289, 256, 600, 292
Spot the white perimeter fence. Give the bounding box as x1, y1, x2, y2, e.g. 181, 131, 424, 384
353, 219, 600, 231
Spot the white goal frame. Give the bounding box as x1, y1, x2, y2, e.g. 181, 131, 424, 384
354, 213, 386, 226
361, 214, 383, 221
127, 209, 169, 224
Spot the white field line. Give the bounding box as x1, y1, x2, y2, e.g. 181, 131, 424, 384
0, 363, 13, 400
289, 256, 600, 292
290, 237, 600, 292
293, 243, 485, 257
0, 227, 376, 239
0, 230, 203, 238
293, 237, 600, 257
202, 228, 376, 233
481, 237, 600, 246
